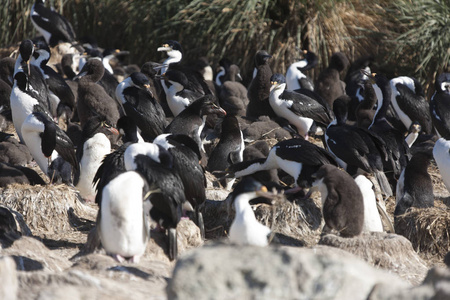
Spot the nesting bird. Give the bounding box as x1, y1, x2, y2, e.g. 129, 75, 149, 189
395, 149, 434, 216
229, 178, 273, 247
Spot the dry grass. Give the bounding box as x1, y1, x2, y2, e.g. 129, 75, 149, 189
395, 205, 450, 261
0, 183, 96, 236
255, 193, 323, 247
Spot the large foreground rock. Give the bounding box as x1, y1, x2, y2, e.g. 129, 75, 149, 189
167, 243, 410, 300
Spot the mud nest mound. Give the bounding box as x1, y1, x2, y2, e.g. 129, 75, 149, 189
395, 205, 450, 261
319, 232, 429, 285
0, 183, 96, 236
255, 195, 324, 246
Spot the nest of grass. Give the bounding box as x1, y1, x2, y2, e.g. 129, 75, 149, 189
395, 205, 450, 261
319, 232, 428, 285
255, 193, 324, 247
0, 183, 96, 236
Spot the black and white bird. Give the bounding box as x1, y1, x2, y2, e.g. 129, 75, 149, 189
430, 72, 450, 138
315, 52, 349, 108
124, 142, 186, 260
157, 40, 211, 96
30, 0, 78, 48
11, 40, 53, 143
31, 40, 76, 119
247, 50, 276, 119
223, 138, 337, 193
229, 177, 273, 246
74, 116, 118, 202
21, 111, 78, 184
269, 73, 332, 139
164, 95, 226, 152
75, 59, 121, 128
157, 69, 203, 117
285, 49, 317, 91
368, 73, 410, 181
389, 76, 432, 134
207, 115, 244, 190
395, 148, 434, 216
115, 72, 166, 141
153, 133, 206, 239
325, 96, 393, 197
98, 170, 151, 263
312, 164, 364, 237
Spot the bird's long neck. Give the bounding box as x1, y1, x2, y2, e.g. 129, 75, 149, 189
234, 194, 258, 222
372, 80, 391, 125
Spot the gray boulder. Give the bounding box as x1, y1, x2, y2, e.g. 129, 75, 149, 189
167, 244, 410, 300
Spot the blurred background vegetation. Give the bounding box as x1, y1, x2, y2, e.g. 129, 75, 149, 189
1, 0, 449, 93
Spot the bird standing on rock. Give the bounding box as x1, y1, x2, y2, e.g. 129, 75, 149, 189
312, 164, 364, 237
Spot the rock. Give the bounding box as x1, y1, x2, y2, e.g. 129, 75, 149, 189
319, 232, 429, 285
2, 237, 71, 272
0, 256, 18, 300
167, 244, 410, 300
368, 267, 450, 300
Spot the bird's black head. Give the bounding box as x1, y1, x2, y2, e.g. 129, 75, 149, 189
141, 61, 159, 78
230, 177, 268, 199
196, 95, 226, 117
159, 40, 183, 55
19, 40, 34, 62
332, 95, 350, 124
329, 52, 349, 72
254, 50, 272, 67
301, 50, 318, 71
75, 58, 104, 82
270, 73, 286, 85
14, 72, 28, 90
164, 69, 189, 87
130, 72, 151, 90
436, 73, 450, 94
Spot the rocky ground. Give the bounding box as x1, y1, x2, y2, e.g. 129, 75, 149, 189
1, 133, 450, 299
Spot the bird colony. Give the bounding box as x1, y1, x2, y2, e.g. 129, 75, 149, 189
1, 0, 450, 267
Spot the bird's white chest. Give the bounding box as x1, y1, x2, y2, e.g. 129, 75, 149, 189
355, 175, 382, 232
434, 138, 450, 193
166, 86, 188, 116
229, 199, 270, 247
100, 172, 149, 257
76, 133, 111, 198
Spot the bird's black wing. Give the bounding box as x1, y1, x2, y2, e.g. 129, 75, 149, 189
283, 90, 332, 125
